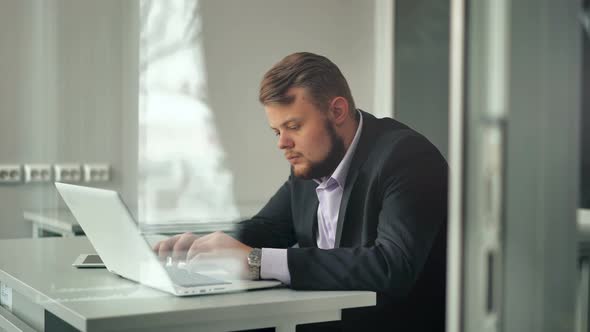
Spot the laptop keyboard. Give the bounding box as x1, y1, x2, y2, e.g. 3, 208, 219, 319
164, 265, 230, 287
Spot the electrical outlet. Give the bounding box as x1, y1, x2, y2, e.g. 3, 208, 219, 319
83, 164, 110, 182
23, 164, 52, 183
54, 164, 82, 182
0, 165, 22, 183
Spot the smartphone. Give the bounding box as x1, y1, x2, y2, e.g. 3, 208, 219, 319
72, 254, 105, 268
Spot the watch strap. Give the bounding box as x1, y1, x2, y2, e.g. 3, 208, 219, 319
247, 248, 262, 280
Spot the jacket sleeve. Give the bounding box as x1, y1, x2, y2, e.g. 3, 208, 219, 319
287, 134, 448, 299
234, 177, 298, 249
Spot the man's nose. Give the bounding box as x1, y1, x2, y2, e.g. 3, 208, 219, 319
278, 133, 294, 150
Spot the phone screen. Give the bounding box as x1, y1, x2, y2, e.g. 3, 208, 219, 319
83, 255, 103, 264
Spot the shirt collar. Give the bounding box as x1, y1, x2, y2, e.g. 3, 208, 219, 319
315, 111, 363, 188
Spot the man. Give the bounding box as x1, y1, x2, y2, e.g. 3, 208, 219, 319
154, 52, 448, 332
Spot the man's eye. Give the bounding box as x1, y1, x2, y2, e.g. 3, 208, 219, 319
287, 125, 299, 130
274, 131, 280, 136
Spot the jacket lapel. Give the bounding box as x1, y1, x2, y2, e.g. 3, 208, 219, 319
307, 192, 319, 247
301, 180, 320, 247
334, 111, 378, 247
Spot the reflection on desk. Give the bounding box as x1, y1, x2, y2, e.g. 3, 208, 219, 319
0, 237, 375, 332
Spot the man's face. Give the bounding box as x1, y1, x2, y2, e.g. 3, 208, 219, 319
265, 88, 346, 179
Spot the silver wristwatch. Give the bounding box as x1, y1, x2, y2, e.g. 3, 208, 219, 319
247, 248, 262, 280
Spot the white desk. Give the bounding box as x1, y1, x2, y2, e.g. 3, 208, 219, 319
0, 237, 375, 332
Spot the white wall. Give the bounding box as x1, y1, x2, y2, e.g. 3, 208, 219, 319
199, 0, 376, 214
0, 0, 377, 238
0, 0, 138, 238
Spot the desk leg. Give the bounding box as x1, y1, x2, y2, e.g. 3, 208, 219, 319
274, 325, 296, 332
32, 224, 40, 239
45, 310, 78, 332
578, 259, 590, 332
177, 309, 340, 332
60, 231, 74, 238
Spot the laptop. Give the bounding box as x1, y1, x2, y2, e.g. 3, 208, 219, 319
55, 182, 282, 296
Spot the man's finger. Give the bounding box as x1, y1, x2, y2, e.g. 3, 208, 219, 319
157, 241, 172, 260
172, 233, 198, 261
156, 234, 181, 259
186, 240, 214, 261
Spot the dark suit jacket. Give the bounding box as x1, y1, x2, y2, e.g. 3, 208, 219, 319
236, 111, 448, 332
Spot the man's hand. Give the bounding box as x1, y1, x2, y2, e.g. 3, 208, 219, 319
152, 232, 199, 262
184, 231, 252, 261
152, 231, 253, 278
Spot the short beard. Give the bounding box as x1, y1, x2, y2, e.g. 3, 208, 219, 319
293, 120, 346, 180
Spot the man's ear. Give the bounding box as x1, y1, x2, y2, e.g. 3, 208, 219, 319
329, 97, 350, 126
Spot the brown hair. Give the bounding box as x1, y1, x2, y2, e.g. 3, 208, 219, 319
259, 52, 356, 112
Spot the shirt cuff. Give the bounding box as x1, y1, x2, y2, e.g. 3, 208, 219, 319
261, 248, 291, 285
